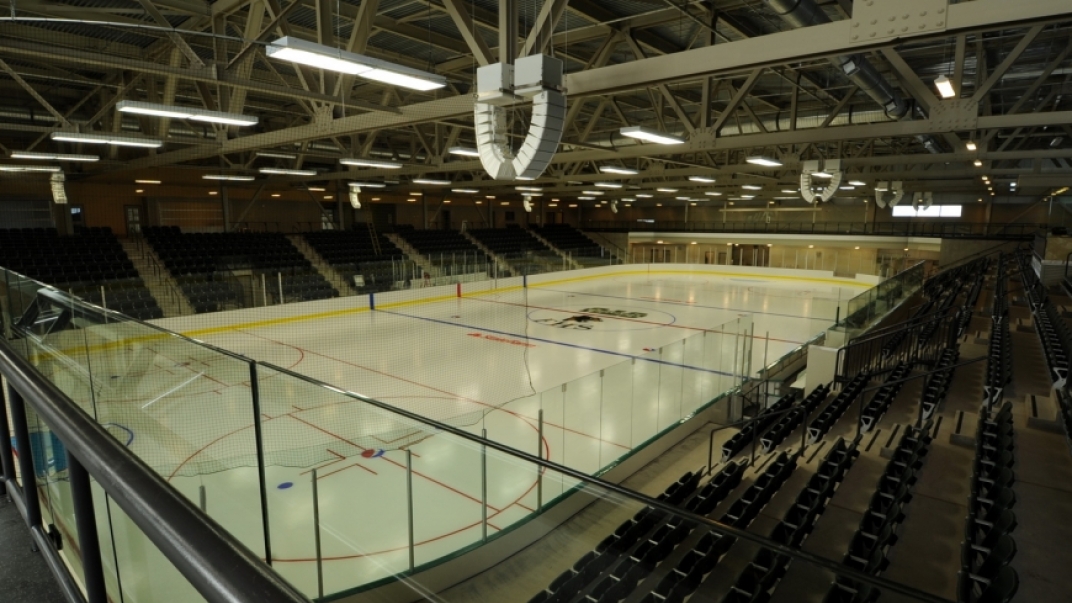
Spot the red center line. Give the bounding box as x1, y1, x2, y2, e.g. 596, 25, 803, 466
467, 296, 805, 345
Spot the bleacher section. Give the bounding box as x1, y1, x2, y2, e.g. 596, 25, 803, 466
394, 229, 489, 267
1017, 252, 1070, 388
467, 226, 563, 275
144, 226, 336, 313
0, 227, 164, 320
301, 230, 401, 293
531, 224, 612, 266
959, 402, 1018, 603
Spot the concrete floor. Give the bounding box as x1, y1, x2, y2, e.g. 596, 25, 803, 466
0, 493, 66, 603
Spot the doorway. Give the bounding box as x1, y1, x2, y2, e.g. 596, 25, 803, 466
125, 205, 142, 235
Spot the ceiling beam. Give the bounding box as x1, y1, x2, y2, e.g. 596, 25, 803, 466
442, 0, 494, 66
971, 25, 1045, 102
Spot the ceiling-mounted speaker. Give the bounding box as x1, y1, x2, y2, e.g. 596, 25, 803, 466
523, 197, 533, 212
50, 172, 68, 205
349, 187, 361, 209
611, 201, 618, 214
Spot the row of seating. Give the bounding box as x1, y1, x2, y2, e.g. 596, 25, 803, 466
721, 437, 862, 603
986, 261, 1012, 408
1059, 391, 1072, 457
823, 424, 933, 602
467, 226, 552, 255
0, 228, 165, 321
920, 348, 960, 422
722, 392, 801, 463
395, 229, 487, 263
1017, 253, 1070, 388
807, 373, 870, 444
641, 451, 801, 603
527, 470, 704, 603
531, 224, 605, 259
955, 270, 986, 338
859, 363, 911, 433
761, 384, 832, 453
958, 402, 1018, 603
683, 462, 746, 516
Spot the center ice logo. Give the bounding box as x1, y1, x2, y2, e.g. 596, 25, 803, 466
529, 306, 670, 331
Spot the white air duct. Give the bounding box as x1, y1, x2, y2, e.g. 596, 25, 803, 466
523, 197, 533, 213
912, 191, 933, 210
475, 54, 566, 181
875, 181, 905, 208
800, 159, 842, 204
611, 201, 619, 214
349, 187, 361, 209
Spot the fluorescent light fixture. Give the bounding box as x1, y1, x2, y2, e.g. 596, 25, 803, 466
746, 155, 782, 167
656, 188, 678, 193
307, 187, 326, 192
340, 158, 402, 169
812, 171, 832, 178
636, 193, 654, 198
599, 166, 639, 175
741, 185, 762, 190
452, 188, 479, 194
267, 37, 446, 91
500, 201, 510, 206
413, 178, 450, 185
202, 174, 255, 181
271, 194, 281, 198
578, 196, 596, 200
10, 151, 98, 162
782, 189, 798, 193
135, 179, 161, 184
259, 168, 317, 176
966, 141, 977, 151
50, 131, 162, 148
619, 126, 684, 145
848, 180, 866, 186
117, 100, 257, 127
621, 197, 635, 202
568, 203, 578, 207
594, 182, 622, 189
0, 164, 61, 172
934, 74, 956, 99
775, 197, 799, 200
705, 191, 723, 196
256, 151, 298, 160
689, 176, 716, 183
676, 196, 691, 201
581, 190, 605, 195
349, 181, 386, 188
974, 160, 983, 167
740, 195, 755, 199
515, 186, 543, 192
839, 186, 856, 190
517, 176, 535, 180
447, 147, 480, 157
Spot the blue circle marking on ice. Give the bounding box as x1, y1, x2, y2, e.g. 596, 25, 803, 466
278, 482, 294, 490
527, 305, 676, 332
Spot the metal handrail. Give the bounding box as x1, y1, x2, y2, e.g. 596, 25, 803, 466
0, 339, 310, 603
583, 220, 1044, 239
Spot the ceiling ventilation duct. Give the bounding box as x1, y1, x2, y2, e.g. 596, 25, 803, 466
475, 55, 566, 180
875, 181, 905, 208
763, 0, 943, 153
800, 159, 842, 203
912, 191, 934, 210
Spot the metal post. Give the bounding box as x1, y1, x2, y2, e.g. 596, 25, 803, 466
481, 428, 488, 542
8, 389, 42, 533
0, 384, 16, 494
199, 485, 206, 513
261, 273, 267, 307
406, 449, 415, 570
537, 409, 544, 510
312, 469, 324, 601
707, 428, 716, 474
277, 272, 284, 304
68, 452, 107, 603
247, 363, 273, 565
100, 285, 106, 310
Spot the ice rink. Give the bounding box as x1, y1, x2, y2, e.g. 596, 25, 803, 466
100, 267, 871, 598
17, 266, 875, 600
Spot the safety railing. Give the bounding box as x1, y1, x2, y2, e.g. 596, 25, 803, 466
584, 220, 1045, 239
0, 269, 952, 603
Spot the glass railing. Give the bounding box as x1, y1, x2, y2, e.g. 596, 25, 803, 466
0, 264, 756, 601
824, 261, 926, 345
584, 220, 1045, 239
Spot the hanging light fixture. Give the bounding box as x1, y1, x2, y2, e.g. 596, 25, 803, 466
934, 74, 956, 99
746, 155, 782, 167
599, 166, 639, 175
267, 37, 446, 91
117, 101, 258, 126
619, 126, 684, 145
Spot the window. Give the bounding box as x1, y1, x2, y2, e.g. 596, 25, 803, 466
892, 205, 962, 218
